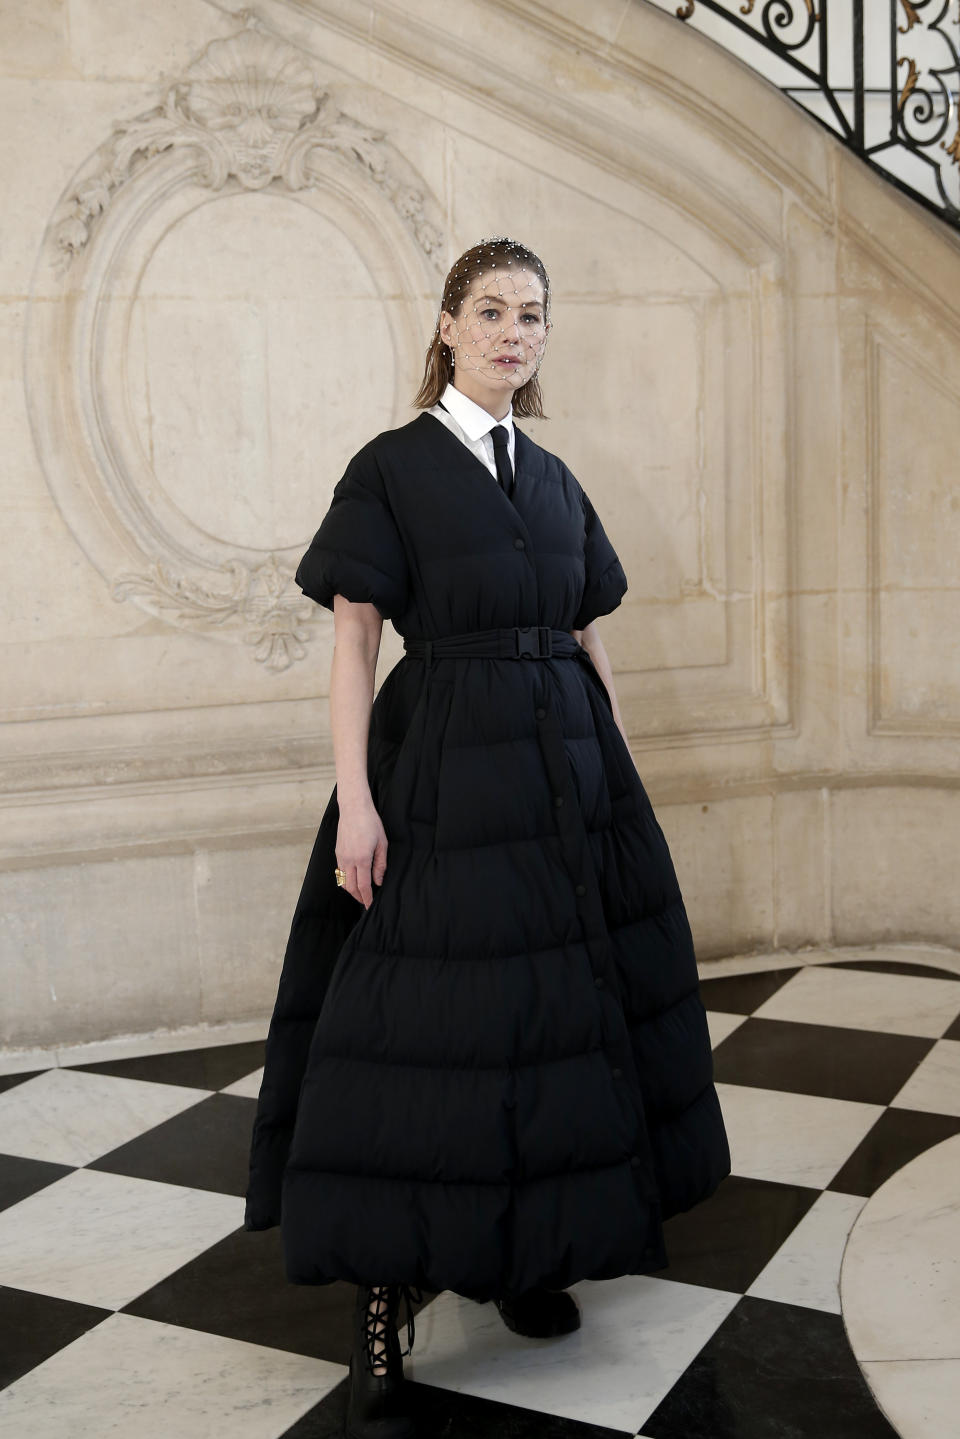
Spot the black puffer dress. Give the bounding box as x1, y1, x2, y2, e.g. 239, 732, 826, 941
244, 413, 730, 1300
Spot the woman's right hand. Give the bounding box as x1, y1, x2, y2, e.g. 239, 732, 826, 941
335, 796, 389, 909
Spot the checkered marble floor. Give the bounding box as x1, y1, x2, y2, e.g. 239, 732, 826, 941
1, 946, 959, 1438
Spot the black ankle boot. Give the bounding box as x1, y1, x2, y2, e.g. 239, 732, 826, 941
345, 1282, 422, 1439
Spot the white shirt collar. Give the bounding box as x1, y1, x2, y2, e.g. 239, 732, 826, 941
440, 381, 514, 441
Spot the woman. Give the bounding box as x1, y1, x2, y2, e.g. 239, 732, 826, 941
244, 237, 730, 1439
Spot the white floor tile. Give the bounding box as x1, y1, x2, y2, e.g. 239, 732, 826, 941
0, 1068, 209, 1166
753, 965, 960, 1038
746, 1189, 866, 1313
704, 1010, 746, 1047
0, 1023, 269, 1077
695, 951, 812, 979
0, 1168, 242, 1309
407, 1276, 739, 1432
0, 1048, 55, 1076
840, 1132, 960, 1363
0, 1311, 343, 1438
889, 1038, 960, 1117
715, 1082, 883, 1189
221, 1067, 264, 1098
53, 1022, 269, 1069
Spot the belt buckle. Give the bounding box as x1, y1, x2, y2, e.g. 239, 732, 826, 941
513, 627, 552, 658
514, 627, 538, 658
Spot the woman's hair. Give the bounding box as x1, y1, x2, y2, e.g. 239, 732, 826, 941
413, 236, 550, 419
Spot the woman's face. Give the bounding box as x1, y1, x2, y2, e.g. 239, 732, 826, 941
439, 264, 550, 411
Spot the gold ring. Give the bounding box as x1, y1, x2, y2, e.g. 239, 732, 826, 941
334, 867, 346, 887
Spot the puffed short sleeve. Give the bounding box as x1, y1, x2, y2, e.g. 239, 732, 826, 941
571, 485, 628, 630
294, 451, 409, 622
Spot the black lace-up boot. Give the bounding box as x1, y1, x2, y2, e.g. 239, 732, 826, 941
345, 1282, 422, 1439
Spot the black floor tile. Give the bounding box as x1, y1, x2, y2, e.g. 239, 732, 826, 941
87, 1092, 256, 1196
944, 1010, 960, 1041
283, 1376, 634, 1438
0, 1069, 48, 1096
639, 1295, 899, 1438
827, 1105, 960, 1195
0, 1285, 111, 1389
0, 1152, 75, 1215
697, 967, 801, 1016
661, 1174, 820, 1293
823, 957, 960, 980
123, 1225, 437, 1363
67, 1039, 266, 1092
711, 1016, 933, 1104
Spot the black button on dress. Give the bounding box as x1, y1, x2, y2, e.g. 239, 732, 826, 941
243, 412, 731, 1301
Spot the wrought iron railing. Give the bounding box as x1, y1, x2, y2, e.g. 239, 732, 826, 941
644, 0, 960, 229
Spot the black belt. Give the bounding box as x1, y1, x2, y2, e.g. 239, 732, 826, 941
403, 626, 580, 663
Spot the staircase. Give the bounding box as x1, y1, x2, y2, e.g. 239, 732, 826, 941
643, 0, 960, 228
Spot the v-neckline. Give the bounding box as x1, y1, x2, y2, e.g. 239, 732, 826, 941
419, 412, 537, 554
419, 410, 528, 520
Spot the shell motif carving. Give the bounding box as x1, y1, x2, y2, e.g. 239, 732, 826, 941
53, 16, 445, 272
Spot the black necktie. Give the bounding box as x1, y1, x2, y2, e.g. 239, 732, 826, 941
490, 425, 514, 499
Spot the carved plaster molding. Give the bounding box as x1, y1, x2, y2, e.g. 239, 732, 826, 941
25, 12, 444, 670
112, 554, 316, 672
51, 17, 444, 275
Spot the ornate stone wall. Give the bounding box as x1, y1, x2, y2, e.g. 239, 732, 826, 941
3, 0, 959, 1054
